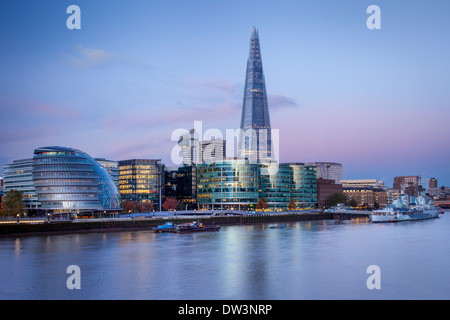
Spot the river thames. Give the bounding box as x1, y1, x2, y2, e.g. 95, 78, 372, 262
0, 213, 449, 300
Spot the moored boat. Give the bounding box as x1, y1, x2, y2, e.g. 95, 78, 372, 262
153, 221, 177, 233
370, 194, 441, 223
175, 222, 220, 233
153, 221, 220, 233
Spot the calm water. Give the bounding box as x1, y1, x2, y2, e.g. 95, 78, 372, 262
1, 213, 449, 300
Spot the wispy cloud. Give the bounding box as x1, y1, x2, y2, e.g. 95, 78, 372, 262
65, 45, 116, 68
64, 45, 153, 71
269, 94, 301, 110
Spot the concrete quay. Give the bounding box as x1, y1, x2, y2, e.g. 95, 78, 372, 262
0, 212, 335, 236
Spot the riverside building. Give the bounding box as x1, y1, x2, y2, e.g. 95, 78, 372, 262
118, 159, 164, 210
3, 158, 41, 214
32, 147, 122, 218
197, 160, 317, 210
3, 147, 122, 218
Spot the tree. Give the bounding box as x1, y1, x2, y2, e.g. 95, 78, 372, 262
349, 199, 358, 208
162, 198, 178, 211
176, 201, 187, 211
122, 200, 136, 213
288, 197, 297, 210
256, 198, 268, 210
140, 201, 155, 212
2, 190, 26, 217
328, 193, 348, 207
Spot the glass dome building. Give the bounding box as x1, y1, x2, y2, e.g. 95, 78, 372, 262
32, 147, 122, 216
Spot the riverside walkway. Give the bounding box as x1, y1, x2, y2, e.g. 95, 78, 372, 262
0, 211, 336, 236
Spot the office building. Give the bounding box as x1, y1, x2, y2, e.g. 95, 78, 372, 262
197, 160, 317, 210
288, 163, 317, 209
178, 129, 226, 165
238, 28, 272, 162
176, 165, 197, 208
3, 158, 41, 213
316, 178, 343, 209
393, 176, 420, 197
197, 160, 259, 210
428, 178, 438, 188
340, 179, 384, 188
118, 159, 164, 209
306, 162, 344, 184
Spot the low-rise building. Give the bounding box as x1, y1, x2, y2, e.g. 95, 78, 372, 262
316, 178, 343, 209
343, 186, 388, 208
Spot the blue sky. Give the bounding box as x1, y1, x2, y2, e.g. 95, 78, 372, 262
1, 0, 449, 187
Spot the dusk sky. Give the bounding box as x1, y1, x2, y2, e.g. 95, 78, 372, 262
1, 0, 449, 187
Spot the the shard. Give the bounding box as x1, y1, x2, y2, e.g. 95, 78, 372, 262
238, 28, 272, 162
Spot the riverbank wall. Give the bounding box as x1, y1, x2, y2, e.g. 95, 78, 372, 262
0, 213, 334, 236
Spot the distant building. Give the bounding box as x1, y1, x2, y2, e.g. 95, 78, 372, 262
343, 186, 388, 208
306, 162, 344, 184
118, 159, 164, 209
428, 178, 438, 189
178, 129, 226, 165
316, 178, 343, 209
340, 179, 384, 189
393, 176, 420, 197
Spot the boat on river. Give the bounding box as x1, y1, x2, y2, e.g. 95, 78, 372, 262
175, 222, 220, 233
153, 221, 220, 233
370, 194, 441, 223
153, 221, 177, 233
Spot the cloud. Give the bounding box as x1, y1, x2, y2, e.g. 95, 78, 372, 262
268, 94, 301, 110
64, 45, 153, 72
65, 45, 116, 68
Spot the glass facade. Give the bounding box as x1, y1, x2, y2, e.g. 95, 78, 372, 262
197, 160, 317, 210
3, 159, 41, 211
32, 147, 122, 214
176, 165, 197, 208
197, 160, 259, 209
258, 163, 291, 208
238, 28, 272, 162
118, 159, 163, 208
289, 163, 317, 209
95, 158, 119, 190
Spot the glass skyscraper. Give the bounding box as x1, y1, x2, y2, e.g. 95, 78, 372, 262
238, 28, 272, 162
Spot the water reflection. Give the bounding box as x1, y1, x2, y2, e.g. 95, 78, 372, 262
1, 214, 449, 299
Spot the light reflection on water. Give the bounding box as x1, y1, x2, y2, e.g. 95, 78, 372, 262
0, 214, 449, 300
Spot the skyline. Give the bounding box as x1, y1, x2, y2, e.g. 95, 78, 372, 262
1, 1, 450, 187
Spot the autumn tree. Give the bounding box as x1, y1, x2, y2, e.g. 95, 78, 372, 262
287, 197, 297, 210
256, 198, 268, 210
162, 197, 178, 211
